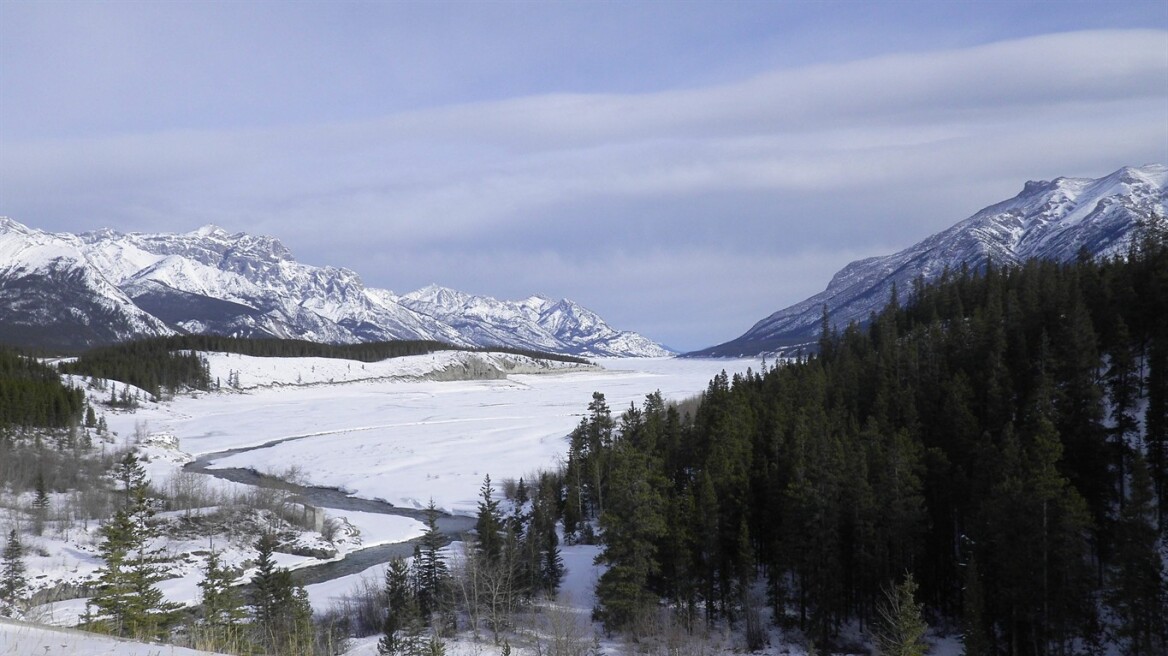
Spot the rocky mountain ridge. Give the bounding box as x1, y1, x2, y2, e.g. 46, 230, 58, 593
690, 164, 1168, 357
0, 219, 671, 357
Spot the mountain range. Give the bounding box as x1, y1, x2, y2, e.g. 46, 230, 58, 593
3, 165, 1163, 359
0, 219, 671, 357
689, 164, 1168, 357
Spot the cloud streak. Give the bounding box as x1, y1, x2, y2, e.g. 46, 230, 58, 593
2, 25, 1166, 350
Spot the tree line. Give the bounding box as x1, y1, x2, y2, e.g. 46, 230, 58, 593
53, 335, 592, 398
564, 235, 1167, 655
0, 348, 84, 428
67, 334, 591, 366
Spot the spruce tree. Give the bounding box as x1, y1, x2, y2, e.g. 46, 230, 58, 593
415, 499, 449, 621
528, 476, 564, 595
1106, 453, 1167, 656
197, 549, 245, 649
249, 532, 281, 630
475, 475, 503, 563
1107, 317, 1140, 508
874, 573, 928, 656
31, 471, 49, 537
0, 529, 27, 617
87, 484, 179, 639
379, 556, 417, 655
113, 451, 148, 507
960, 557, 990, 656
593, 440, 666, 632
249, 532, 314, 653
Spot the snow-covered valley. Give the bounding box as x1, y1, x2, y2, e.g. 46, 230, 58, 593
2, 352, 760, 655
124, 352, 749, 515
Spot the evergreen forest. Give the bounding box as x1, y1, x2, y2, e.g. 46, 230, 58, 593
51, 335, 590, 399
0, 349, 84, 428
561, 236, 1168, 655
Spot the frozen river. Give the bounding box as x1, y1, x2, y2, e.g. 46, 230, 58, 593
120, 356, 758, 516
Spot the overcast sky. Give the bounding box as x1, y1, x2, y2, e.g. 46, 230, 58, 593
2, 1, 1166, 351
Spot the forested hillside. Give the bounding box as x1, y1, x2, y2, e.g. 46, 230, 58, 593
0, 349, 84, 428
567, 234, 1168, 654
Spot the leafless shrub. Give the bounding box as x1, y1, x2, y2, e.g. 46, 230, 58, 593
501, 477, 519, 500
321, 516, 342, 543
324, 573, 385, 638
167, 470, 211, 517
522, 597, 595, 656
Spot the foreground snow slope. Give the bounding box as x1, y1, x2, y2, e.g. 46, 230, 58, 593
0, 618, 230, 656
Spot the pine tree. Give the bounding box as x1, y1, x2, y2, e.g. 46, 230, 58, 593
249, 532, 314, 653
32, 470, 49, 537
87, 484, 180, 639
874, 573, 928, 656
197, 548, 245, 649
249, 532, 281, 630
416, 499, 449, 621
475, 475, 503, 563
593, 439, 666, 632
960, 557, 990, 656
1106, 453, 1168, 656
0, 530, 27, 617
379, 556, 418, 655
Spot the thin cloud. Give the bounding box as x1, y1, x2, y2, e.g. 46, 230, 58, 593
1, 28, 1165, 350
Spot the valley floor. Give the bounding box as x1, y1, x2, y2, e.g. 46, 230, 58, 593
6, 352, 778, 654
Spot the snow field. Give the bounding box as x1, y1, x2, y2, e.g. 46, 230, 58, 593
0, 617, 232, 655
110, 356, 753, 516
12, 353, 757, 652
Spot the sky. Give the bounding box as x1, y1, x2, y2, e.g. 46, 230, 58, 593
1, 1, 1166, 352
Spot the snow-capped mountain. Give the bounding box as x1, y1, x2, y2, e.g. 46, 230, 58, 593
398, 285, 670, 358
691, 164, 1168, 357
0, 220, 671, 357
0, 218, 175, 350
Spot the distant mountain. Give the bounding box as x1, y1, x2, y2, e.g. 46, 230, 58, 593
0, 218, 174, 351
690, 164, 1168, 358
0, 220, 671, 357
398, 285, 669, 359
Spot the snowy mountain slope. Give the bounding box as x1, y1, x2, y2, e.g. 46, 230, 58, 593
691, 164, 1168, 357
81, 225, 456, 345
399, 285, 671, 358
0, 219, 669, 356
0, 218, 175, 350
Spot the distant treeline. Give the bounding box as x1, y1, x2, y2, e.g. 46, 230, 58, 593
0, 348, 84, 428
55, 335, 590, 399
567, 233, 1168, 654
81, 334, 588, 364
59, 340, 213, 398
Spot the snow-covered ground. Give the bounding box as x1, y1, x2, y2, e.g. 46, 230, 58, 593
0, 617, 232, 655
109, 353, 753, 515
6, 352, 760, 653
4, 350, 972, 654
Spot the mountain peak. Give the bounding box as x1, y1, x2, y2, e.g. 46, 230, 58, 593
191, 224, 229, 238
0, 218, 668, 357
403, 284, 471, 306
690, 164, 1167, 358
1110, 163, 1168, 187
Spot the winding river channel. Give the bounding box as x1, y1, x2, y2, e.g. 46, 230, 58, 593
184, 436, 476, 587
